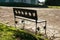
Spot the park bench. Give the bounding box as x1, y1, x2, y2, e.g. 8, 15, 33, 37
13, 8, 47, 34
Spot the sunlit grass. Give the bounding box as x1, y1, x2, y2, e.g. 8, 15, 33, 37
48, 6, 60, 8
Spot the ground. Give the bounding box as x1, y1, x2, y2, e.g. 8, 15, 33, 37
0, 6, 60, 40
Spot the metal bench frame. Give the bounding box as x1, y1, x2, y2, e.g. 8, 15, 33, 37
13, 8, 47, 34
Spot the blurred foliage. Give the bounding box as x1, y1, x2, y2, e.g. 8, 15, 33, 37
0, 23, 48, 40
0, 2, 48, 8
45, 0, 60, 6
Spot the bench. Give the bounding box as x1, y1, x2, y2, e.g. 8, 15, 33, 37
13, 8, 47, 34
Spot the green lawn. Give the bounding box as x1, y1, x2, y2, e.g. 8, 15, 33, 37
0, 23, 48, 40
48, 6, 60, 8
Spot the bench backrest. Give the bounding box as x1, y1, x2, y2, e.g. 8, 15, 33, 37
13, 8, 38, 20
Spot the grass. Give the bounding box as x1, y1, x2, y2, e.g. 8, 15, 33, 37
0, 23, 16, 40
48, 6, 60, 8
0, 23, 48, 40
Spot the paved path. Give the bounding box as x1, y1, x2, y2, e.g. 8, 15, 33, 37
0, 6, 60, 40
